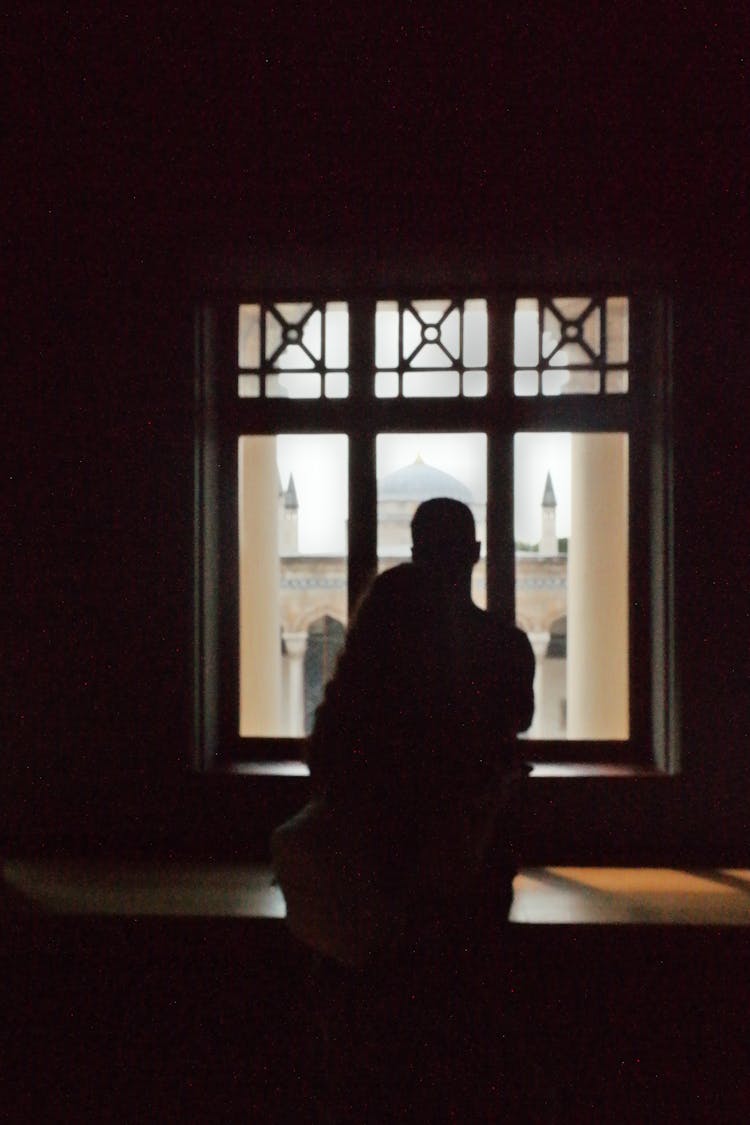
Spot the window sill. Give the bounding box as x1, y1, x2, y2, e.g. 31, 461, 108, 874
216, 760, 668, 779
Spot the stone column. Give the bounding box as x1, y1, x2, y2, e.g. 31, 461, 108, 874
282, 631, 309, 737
566, 433, 629, 738
239, 436, 283, 736
527, 630, 551, 738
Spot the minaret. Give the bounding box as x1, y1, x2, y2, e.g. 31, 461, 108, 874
539, 471, 558, 556
279, 473, 299, 555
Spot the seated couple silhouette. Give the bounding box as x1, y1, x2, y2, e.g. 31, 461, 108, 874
306, 496, 535, 947
276, 498, 536, 1119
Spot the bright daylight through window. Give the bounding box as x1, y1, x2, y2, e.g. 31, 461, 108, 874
196, 292, 670, 767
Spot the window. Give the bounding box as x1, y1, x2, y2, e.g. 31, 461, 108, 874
195, 292, 673, 769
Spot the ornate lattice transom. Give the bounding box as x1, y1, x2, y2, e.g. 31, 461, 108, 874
513, 297, 629, 396
375, 299, 488, 398
238, 302, 349, 398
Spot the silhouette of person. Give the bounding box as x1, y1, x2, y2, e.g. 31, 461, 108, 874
302, 499, 535, 1118
307, 497, 535, 925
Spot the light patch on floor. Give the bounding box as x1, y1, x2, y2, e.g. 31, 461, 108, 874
2, 859, 286, 918
510, 867, 750, 925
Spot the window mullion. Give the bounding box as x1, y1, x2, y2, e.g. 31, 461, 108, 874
206, 302, 243, 760
486, 295, 516, 624
220, 302, 243, 755
629, 292, 668, 765
347, 299, 377, 614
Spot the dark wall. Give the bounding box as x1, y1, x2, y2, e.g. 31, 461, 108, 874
6, 9, 748, 855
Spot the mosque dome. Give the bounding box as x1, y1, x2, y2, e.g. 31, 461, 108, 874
378, 456, 473, 504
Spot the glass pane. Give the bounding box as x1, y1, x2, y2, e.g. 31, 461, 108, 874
271, 371, 321, 398
409, 342, 454, 368
403, 370, 460, 397
514, 432, 629, 740
264, 374, 289, 398
550, 296, 594, 322
376, 433, 487, 605
375, 370, 399, 398
238, 304, 261, 368
270, 339, 317, 370
438, 307, 461, 359
375, 302, 399, 369
239, 435, 348, 738
275, 301, 312, 322
463, 300, 488, 367
544, 368, 599, 395
324, 302, 349, 368
238, 374, 260, 398
546, 341, 598, 368
514, 369, 539, 396
462, 369, 487, 396
514, 299, 539, 367
606, 297, 629, 363
409, 298, 451, 323
324, 371, 349, 398
580, 303, 602, 356
606, 369, 629, 394
402, 306, 423, 359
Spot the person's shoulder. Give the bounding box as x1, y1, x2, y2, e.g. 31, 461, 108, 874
477, 608, 526, 637
365, 562, 420, 600
375, 561, 416, 586
354, 562, 424, 621
476, 611, 534, 655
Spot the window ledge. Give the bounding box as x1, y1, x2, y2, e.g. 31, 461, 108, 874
217, 760, 668, 780
526, 763, 666, 778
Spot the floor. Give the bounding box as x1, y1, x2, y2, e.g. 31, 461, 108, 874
2, 860, 749, 1122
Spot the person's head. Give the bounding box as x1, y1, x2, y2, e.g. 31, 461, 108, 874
410, 498, 481, 573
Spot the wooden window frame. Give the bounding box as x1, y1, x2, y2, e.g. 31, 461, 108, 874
194, 290, 675, 772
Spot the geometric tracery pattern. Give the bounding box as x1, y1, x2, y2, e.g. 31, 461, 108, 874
238, 301, 349, 399
236, 295, 627, 400
514, 296, 629, 396
375, 298, 488, 397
